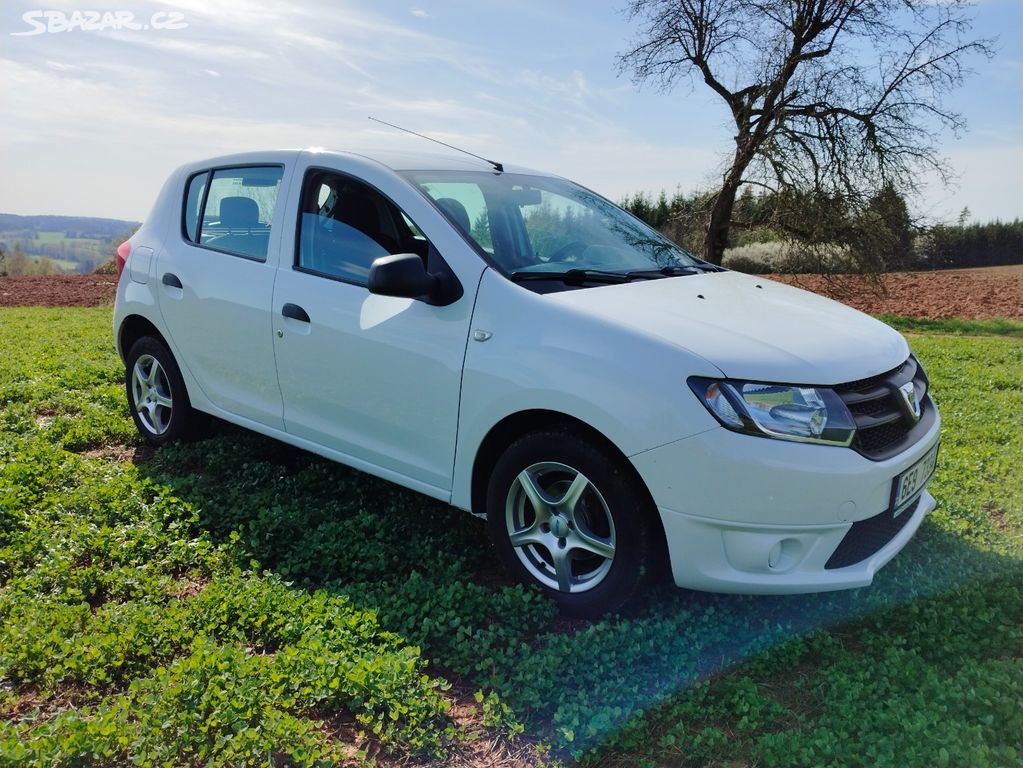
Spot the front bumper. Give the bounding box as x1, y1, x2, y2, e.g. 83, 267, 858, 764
630, 411, 940, 594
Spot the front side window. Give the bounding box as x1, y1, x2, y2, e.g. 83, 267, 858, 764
404, 172, 700, 283
296, 170, 429, 284
418, 182, 492, 253
183, 165, 283, 261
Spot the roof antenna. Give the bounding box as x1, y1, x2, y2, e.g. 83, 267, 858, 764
368, 116, 503, 173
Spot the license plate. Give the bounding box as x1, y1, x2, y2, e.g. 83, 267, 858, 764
891, 442, 939, 516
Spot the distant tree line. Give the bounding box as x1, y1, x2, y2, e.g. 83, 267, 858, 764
0, 242, 62, 276
917, 219, 1023, 270
621, 186, 1020, 274
0, 227, 138, 275
0, 213, 141, 275
0, 213, 138, 239
0, 237, 106, 274
5, 236, 107, 265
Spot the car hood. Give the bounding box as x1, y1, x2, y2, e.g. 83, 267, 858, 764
546, 271, 909, 385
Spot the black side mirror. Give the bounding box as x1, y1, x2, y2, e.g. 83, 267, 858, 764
368, 253, 435, 299
367, 252, 462, 306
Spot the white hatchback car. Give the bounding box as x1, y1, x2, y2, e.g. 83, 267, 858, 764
114, 149, 940, 616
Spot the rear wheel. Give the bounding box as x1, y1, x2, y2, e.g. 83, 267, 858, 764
125, 336, 194, 446
487, 430, 654, 617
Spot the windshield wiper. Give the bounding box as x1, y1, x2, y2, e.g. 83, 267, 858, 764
691, 260, 727, 272
511, 264, 716, 285
510, 268, 633, 284
624, 265, 701, 279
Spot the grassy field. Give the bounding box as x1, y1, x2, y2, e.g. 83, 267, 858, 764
878, 314, 1023, 339
1, 307, 1021, 766
22, 231, 108, 255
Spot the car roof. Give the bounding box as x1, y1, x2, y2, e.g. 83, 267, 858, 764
178, 148, 552, 177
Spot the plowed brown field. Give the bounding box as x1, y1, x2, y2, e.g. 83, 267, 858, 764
0, 275, 119, 308
777, 265, 1023, 320
1, 267, 1020, 319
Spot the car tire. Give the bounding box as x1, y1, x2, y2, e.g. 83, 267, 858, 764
487, 429, 654, 618
125, 336, 195, 446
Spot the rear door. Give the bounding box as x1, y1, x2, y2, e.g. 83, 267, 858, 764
155, 162, 291, 429
270, 157, 483, 494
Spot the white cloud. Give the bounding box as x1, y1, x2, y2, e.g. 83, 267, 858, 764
45, 61, 83, 72
106, 33, 271, 60
2, 0, 1016, 222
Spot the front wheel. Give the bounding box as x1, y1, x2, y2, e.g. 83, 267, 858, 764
125, 336, 195, 446
487, 430, 655, 617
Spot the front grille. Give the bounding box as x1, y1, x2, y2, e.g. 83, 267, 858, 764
825, 497, 920, 569
855, 420, 910, 454
840, 359, 911, 392
835, 356, 933, 460
852, 398, 892, 418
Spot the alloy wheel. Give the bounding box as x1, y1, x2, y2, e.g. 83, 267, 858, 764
131, 354, 173, 435
504, 461, 617, 593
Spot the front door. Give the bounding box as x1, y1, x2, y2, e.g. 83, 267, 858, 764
271, 165, 478, 493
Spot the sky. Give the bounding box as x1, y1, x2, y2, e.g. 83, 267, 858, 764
1, 0, 1020, 224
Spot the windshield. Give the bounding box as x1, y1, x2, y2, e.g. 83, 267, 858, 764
402, 171, 700, 278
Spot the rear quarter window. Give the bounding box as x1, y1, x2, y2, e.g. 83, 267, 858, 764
183, 171, 208, 242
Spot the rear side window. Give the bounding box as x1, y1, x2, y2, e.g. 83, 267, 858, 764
182, 165, 284, 261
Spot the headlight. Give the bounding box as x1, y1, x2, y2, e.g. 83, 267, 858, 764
688, 377, 856, 446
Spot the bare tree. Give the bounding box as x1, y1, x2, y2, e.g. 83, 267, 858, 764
618, 0, 993, 264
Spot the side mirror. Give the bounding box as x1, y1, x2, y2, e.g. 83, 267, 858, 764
368, 253, 438, 300
367, 252, 463, 306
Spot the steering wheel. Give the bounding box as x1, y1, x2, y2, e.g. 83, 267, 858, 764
545, 240, 589, 263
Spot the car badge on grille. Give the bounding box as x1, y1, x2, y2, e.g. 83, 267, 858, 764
897, 381, 921, 423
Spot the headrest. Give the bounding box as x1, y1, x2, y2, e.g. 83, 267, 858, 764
219, 196, 260, 228
436, 197, 471, 234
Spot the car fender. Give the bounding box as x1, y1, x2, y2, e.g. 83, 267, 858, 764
450, 269, 724, 511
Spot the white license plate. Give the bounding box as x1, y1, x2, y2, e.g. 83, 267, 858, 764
891, 442, 939, 515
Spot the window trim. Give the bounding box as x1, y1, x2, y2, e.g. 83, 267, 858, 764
182, 169, 210, 244
292, 166, 423, 288
179, 163, 285, 263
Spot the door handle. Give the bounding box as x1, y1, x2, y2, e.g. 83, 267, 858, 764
282, 303, 310, 323
161, 272, 183, 289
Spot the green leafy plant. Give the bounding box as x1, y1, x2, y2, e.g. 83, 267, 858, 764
1, 307, 1021, 766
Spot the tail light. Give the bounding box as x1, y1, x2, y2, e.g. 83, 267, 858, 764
116, 241, 131, 277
